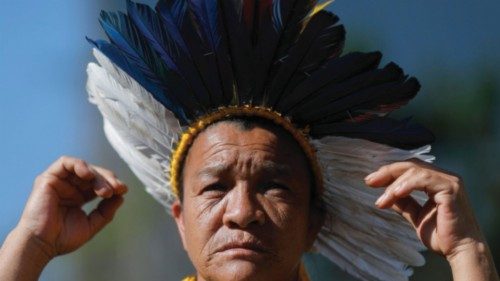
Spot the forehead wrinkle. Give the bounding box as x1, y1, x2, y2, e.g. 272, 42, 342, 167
196, 158, 293, 179
201, 139, 279, 163
200, 141, 280, 158
260, 160, 293, 177
196, 161, 232, 178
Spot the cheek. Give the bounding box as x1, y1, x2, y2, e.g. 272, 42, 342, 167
182, 198, 226, 261
261, 197, 310, 235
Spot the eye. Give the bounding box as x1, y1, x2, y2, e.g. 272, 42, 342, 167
260, 182, 290, 194
201, 183, 227, 195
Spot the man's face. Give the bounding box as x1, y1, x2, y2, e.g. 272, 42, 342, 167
172, 121, 321, 281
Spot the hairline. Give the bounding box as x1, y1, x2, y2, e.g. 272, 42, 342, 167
177, 117, 318, 206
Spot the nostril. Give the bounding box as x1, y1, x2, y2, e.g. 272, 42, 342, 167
222, 192, 265, 228
255, 210, 265, 226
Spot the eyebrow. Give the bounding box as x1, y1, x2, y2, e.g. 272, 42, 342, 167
196, 160, 293, 178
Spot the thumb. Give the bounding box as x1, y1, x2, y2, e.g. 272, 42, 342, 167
88, 195, 124, 237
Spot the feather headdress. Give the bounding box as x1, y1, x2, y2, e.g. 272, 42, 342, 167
86, 0, 435, 280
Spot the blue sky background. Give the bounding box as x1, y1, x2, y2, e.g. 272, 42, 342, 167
1, 1, 499, 280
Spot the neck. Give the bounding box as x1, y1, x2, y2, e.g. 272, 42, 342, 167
188, 263, 310, 281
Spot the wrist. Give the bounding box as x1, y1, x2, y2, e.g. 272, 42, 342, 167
0, 226, 55, 281
14, 224, 56, 261
447, 239, 499, 281
3, 226, 55, 266
446, 238, 487, 265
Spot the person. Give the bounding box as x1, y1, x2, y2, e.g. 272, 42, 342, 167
1, 0, 499, 280
0, 122, 499, 281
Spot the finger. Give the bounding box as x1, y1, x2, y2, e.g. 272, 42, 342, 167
364, 161, 416, 187
48, 163, 114, 199
34, 174, 86, 206
374, 168, 417, 208
47, 156, 95, 181
88, 168, 115, 199
390, 196, 422, 229
88, 195, 124, 237
91, 166, 128, 196
390, 171, 458, 209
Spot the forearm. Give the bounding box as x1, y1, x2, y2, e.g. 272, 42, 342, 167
0, 227, 53, 281
448, 240, 499, 281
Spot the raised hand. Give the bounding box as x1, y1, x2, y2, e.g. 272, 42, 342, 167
0, 156, 127, 281
365, 159, 499, 281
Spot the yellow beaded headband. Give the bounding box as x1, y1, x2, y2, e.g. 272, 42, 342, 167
169, 105, 323, 197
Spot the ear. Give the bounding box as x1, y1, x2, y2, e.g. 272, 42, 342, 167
305, 205, 325, 251
172, 199, 187, 250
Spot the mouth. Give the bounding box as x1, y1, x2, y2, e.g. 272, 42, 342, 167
213, 241, 270, 259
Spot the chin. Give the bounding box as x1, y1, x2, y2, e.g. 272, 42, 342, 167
207, 259, 277, 281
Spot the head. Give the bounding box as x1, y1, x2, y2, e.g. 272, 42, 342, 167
172, 117, 324, 281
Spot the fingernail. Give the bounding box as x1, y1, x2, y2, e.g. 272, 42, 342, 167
375, 193, 387, 206
95, 179, 113, 197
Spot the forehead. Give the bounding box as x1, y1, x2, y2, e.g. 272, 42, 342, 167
191, 121, 304, 157
183, 120, 310, 176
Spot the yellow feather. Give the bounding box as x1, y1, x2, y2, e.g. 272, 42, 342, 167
310, 0, 335, 17
301, 0, 335, 31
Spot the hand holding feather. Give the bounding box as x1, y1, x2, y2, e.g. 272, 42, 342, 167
0, 156, 127, 281
365, 159, 499, 281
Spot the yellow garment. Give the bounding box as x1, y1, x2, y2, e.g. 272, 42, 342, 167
182, 263, 310, 281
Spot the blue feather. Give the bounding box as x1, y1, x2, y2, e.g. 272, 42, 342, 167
127, 0, 211, 107
100, 9, 202, 119
99, 12, 165, 90
189, 0, 221, 48
126, 0, 179, 72
170, 0, 188, 27
157, 0, 224, 106
183, 0, 235, 105
155, 1, 189, 53
86, 37, 189, 123
272, 0, 283, 32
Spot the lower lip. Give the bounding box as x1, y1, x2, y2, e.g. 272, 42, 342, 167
218, 248, 265, 259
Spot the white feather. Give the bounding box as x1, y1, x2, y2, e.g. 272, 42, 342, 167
86, 50, 182, 209
312, 136, 434, 281
86, 49, 435, 281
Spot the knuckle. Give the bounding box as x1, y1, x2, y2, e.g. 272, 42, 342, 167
407, 166, 419, 175
33, 175, 44, 187
76, 159, 90, 171
75, 159, 87, 167
418, 169, 432, 181
34, 175, 55, 189
58, 155, 70, 163
448, 176, 462, 192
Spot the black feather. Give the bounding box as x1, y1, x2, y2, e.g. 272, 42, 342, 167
266, 11, 341, 107
291, 62, 405, 122
310, 117, 435, 149
277, 51, 382, 112
220, 0, 257, 104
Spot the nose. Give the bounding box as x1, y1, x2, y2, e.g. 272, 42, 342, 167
222, 184, 265, 228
